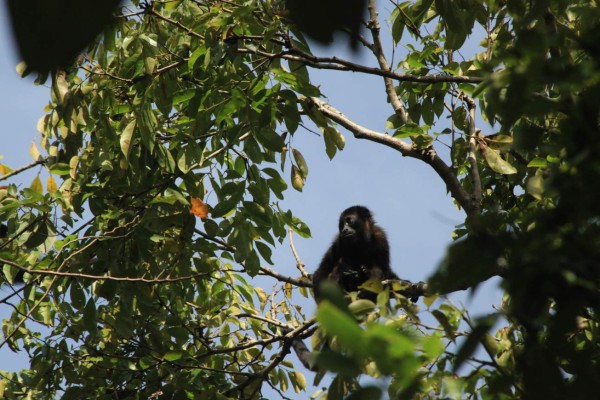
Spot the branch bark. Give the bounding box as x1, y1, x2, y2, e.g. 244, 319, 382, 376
465, 95, 483, 213
0, 159, 46, 182
367, 0, 408, 123
307, 97, 479, 217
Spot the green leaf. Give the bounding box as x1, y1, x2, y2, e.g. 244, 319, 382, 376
429, 233, 504, 294
527, 174, 544, 200
386, 114, 404, 130
256, 128, 285, 152
317, 302, 368, 359
288, 371, 307, 392
30, 176, 43, 194
163, 351, 184, 362
422, 335, 444, 359
23, 220, 48, 249
391, 8, 405, 44
482, 146, 517, 175
527, 157, 548, 168
173, 89, 196, 106
70, 283, 86, 310
291, 165, 304, 192
323, 127, 344, 159
255, 241, 273, 264
156, 144, 176, 173
212, 183, 245, 218
348, 299, 376, 316
3, 264, 18, 284
431, 309, 456, 340
451, 107, 468, 132
484, 134, 513, 151
83, 299, 97, 334
292, 148, 308, 179
139, 356, 154, 370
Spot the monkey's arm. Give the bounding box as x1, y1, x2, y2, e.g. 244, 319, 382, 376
312, 247, 338, 301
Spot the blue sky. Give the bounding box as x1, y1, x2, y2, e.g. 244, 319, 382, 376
0, 0, 503, 388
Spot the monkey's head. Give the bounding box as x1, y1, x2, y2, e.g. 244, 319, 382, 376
338, 205, 373, 245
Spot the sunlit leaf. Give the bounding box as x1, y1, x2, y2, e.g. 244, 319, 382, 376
47, 175, 58, 194
481, 145, 517, 174
30, 176, 43, 194
484, 134, 513, 151
163, 351, 184, 362
69, 156, 79, 179
527, 174, 544, 200
29, 141, 42, 161
291, 165, 304, 191
120, 119, 136, 159
292, 148, 308, 179
317, 302, 367, 359
527, 157, 547, 168
348, 299, 376, 316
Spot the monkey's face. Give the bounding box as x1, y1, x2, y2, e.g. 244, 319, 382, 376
339, 213, 362, 244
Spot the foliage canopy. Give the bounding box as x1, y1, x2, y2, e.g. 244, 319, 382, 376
2, 0, 600, 399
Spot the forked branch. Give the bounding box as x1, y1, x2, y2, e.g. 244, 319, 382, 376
307, 97, 479, 217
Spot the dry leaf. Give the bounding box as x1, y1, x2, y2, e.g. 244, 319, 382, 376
190, 197, 209, 219
47, 176, 58, 194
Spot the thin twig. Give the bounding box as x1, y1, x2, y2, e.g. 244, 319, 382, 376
258, 266, 311, 288
0, 159, 46, 182
0, 257, 209, 283
367, 0, 409, 123
288, 229, 308, 277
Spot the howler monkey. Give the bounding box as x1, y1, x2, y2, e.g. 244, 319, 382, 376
312, 206, 399, 302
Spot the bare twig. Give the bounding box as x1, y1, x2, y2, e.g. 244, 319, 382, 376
0, 257, 209, 283
0, 159, 46, 182
149, 8, 205, 41
258, 266, 311, 288
288, 229, 308, 277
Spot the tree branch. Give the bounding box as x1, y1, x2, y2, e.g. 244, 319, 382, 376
465, 95, 483, 213
0, 159, 46, 182
0, 257, 209, 283
307, 97, 478, 217
239, 48, 483, 85
258, 266, 312, 288
288, 229, 309, 278
367, 0, 409, 123
221, 320, 317, 396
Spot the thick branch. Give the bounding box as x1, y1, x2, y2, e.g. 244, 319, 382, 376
465, 96, 483, 212
308, 97, 478, 217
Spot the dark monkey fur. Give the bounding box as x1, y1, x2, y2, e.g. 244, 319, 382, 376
312, 206, 399, 301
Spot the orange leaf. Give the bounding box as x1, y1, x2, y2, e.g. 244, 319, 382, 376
190, 197, 209, 219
